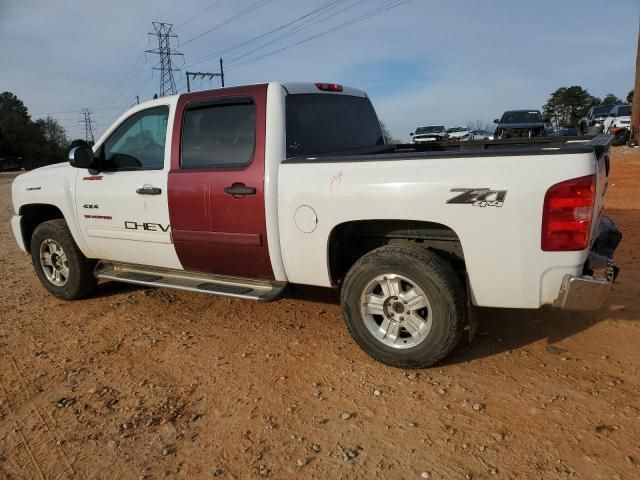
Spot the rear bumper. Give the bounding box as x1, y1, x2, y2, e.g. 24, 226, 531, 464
553, 215, 621, 311
11, 214, 27, 253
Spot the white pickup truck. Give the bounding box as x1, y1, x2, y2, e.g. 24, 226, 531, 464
10, 82, 621, 367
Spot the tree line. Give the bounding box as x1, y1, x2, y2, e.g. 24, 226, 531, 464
0, 92, 78, 171
542, 87, 632, 128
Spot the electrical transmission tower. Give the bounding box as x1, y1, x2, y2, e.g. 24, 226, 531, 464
79, 108, 95, 144
146, 22, 183, 97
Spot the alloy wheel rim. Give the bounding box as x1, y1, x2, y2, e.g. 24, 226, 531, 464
359, 273, 433, 349
39, 239, 69, 286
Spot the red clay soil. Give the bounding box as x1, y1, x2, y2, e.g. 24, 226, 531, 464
0, 147, 639, 479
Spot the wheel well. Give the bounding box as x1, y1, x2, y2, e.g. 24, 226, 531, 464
328, 220, 464, 285
19, 204, 65, 253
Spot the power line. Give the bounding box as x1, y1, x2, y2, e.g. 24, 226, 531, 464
180, 0, 275, 48
186, 59, 225, 91
225, 0, 364, 66
175, 0, 227, 29
146, 22, 184, 97
184, 0, 347, 69
227, 0, 413, 70
30, 105, 132, 117
95, 53, 146, 109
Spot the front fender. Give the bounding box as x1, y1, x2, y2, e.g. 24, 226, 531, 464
11, 165, 91, 256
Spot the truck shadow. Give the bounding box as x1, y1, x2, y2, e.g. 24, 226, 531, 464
282, 284, 636, 366
89, 269, 635, 367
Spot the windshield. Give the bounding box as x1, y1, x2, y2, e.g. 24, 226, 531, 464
592, 105, 613, 117
500, 111, 542, 123
446, 127, 466, 133
286, 94, 383, 157
618, 105, 631, 116
415, 126, 444, 134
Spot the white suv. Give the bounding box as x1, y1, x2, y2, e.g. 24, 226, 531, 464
603, 104, 631, 133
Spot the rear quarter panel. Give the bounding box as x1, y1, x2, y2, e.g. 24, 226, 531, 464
278, 151, 597, 308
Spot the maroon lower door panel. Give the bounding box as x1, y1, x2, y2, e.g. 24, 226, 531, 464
167, 84, 274, 280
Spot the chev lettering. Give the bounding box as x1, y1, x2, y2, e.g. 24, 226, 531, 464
447, 188, 507, 208
124, 221, 171, 232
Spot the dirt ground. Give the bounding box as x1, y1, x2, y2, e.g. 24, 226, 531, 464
0, 147, 639, 480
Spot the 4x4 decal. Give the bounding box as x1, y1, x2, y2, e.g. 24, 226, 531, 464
447, 188, 507, 208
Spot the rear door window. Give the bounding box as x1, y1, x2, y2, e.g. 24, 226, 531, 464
181, 99, 256, 168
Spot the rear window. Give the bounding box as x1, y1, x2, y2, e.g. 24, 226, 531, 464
285, 94, 383, 157
500, 111, 542, 123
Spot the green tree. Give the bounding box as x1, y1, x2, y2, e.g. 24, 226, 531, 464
0, 92, 68, 170
35, 116, 68, 165
601, 93, 623, 105
0, 92, 38, 167
542, 86, 600, 127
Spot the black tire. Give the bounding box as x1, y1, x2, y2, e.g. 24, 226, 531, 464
30, 219, 97, 300
340, 245, 466, 368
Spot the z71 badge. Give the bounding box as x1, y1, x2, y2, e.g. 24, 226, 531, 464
447, 188, 507, 208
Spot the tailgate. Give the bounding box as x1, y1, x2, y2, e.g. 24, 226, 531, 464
588, 134, 614, 245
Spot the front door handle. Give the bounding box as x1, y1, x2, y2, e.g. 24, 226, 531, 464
224, 183, 256, 196
136, 185, 162, 195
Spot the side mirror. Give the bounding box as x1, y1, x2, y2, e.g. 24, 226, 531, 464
493, 119, 499, 124
409, 132, 414, 136
68, 146, 95, 169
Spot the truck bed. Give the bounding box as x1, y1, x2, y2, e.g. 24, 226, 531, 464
283, 134, 613, 164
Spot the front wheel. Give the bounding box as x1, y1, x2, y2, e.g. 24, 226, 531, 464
340, 245, 466, 368
30, 219, 97, 300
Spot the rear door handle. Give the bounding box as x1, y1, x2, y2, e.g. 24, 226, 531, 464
224, 183, 256, 196
136, 185, 162, 195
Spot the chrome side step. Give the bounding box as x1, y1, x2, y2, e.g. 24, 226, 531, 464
94, 261, 286, 302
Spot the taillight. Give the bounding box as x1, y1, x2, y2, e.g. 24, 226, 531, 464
315, 82, 343, 92
541, 175, 595, 251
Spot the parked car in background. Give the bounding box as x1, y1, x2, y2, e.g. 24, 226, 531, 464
578, 105, 613, 135
410, 125, 448, 143
601, 104, 631, 146
603, 104, 631, 133
446, 127, 469, 140
468, 129, 495, 141
494, 110, 547, 139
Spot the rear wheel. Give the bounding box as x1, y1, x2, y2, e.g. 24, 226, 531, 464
30, 219, 97, 300
340, 245, 466, 368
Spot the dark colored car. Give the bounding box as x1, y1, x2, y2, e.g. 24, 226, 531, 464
494, 110, 547, 139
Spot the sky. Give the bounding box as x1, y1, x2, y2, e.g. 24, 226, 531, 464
1, 0, 638, 141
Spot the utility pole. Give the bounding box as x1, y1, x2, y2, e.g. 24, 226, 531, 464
185, 58, 225, 92
79, 108, 95, 144
146, 22, 183, 97
631, 19, 640, 146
